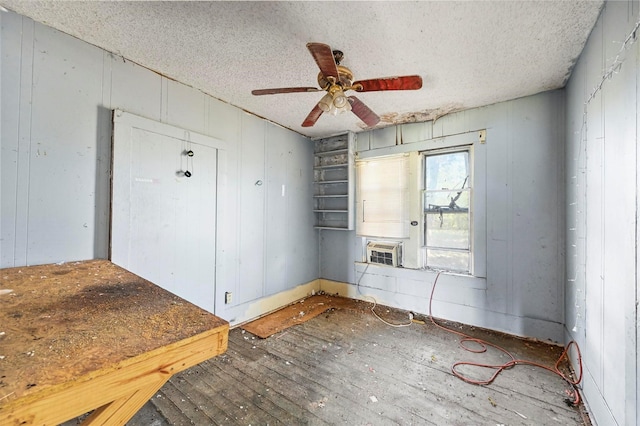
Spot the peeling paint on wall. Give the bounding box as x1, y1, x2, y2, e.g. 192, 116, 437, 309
376, 104, 464, 127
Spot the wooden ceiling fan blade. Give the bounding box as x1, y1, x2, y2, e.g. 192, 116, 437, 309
307, 42, 339, 80
348, 96, 380, 127
302, 104, 324, 127
252, 87, 321, 96
354, 75, 423, 92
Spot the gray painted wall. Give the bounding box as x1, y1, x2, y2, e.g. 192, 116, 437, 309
565, 2, 638, 425
0, 11, 318, 322
320, 90, 567, 343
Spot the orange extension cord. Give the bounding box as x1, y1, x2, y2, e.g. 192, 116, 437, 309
427, 272, 584, 406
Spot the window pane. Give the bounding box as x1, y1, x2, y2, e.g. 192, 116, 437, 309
426, 249, 470, 272
425, 152, 469, 191
425, 212, 469, 249
424, 189, 470, 212
423, 148, 471, 273
424, 191, 470, 249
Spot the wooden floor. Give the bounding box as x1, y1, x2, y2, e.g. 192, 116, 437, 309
127, 300, 589, 425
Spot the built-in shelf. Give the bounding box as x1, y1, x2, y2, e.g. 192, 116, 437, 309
313, 133, 355, 230
315, 148, 348, 157
314, 164, 347, 170
315, 180, 349, 184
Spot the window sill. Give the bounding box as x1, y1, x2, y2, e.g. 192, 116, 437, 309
354, 261, 487, 290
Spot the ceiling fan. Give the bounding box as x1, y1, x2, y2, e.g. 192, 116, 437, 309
251, 42, 423, 128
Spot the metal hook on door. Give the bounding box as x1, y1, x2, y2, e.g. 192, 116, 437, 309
180, 150, 194, 177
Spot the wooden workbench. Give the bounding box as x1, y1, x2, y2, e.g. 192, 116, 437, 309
0, 260, 228, 425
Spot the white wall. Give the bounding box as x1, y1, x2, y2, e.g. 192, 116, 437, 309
0, 11, 318, 323
565, 1, 638, 425
320, 90, 567, 343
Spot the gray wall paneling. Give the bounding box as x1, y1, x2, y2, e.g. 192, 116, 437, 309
0, 12, 28, 266
320, 90, 567, 343
264, 126, 289, 295
237, 113, 267, 305
565, 2, 639, 425
264, 124, 317, 297
319, 230, 358, 285
1, 18, 107, 266
284, 130, 317, 286
0, 10, 318, 325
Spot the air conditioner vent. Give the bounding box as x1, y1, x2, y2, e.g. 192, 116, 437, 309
366, 242, 402, 267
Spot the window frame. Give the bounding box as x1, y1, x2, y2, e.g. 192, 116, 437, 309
421, 145, 474, 274
355, 129, 486, 278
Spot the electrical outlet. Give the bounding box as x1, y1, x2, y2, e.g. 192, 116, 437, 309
224, 292, 232, 304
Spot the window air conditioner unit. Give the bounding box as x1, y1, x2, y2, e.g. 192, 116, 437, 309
366, 242, 402, 267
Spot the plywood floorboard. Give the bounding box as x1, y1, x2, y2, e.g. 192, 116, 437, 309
128, 299, 588, 425
240, 294, 368, 338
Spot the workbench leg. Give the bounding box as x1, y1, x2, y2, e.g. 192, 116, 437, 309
81, 378, 169, 425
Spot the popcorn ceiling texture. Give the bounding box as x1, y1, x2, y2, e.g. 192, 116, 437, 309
1, 1, 603, 138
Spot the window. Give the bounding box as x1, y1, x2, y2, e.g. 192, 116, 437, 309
354, 131, 484, 274
355, 154, 410, 239
423, 148, 471, 272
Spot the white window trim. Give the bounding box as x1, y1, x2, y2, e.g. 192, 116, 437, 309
355, 129, 487, 278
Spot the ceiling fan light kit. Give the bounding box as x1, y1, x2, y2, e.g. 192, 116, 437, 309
251, 42, 423, 128
318, 93, 334, 112
318, 85, 351, 116
331, 90, 350, 110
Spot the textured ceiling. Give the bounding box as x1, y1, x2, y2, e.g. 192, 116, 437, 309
1, 1, 603, 138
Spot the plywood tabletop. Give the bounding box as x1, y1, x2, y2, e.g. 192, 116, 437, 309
0, 260, 227, 405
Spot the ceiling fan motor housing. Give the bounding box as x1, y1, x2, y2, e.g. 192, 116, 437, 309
317, 65, 355, 91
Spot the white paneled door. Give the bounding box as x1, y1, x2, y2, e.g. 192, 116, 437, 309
112, 111, 219, 313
